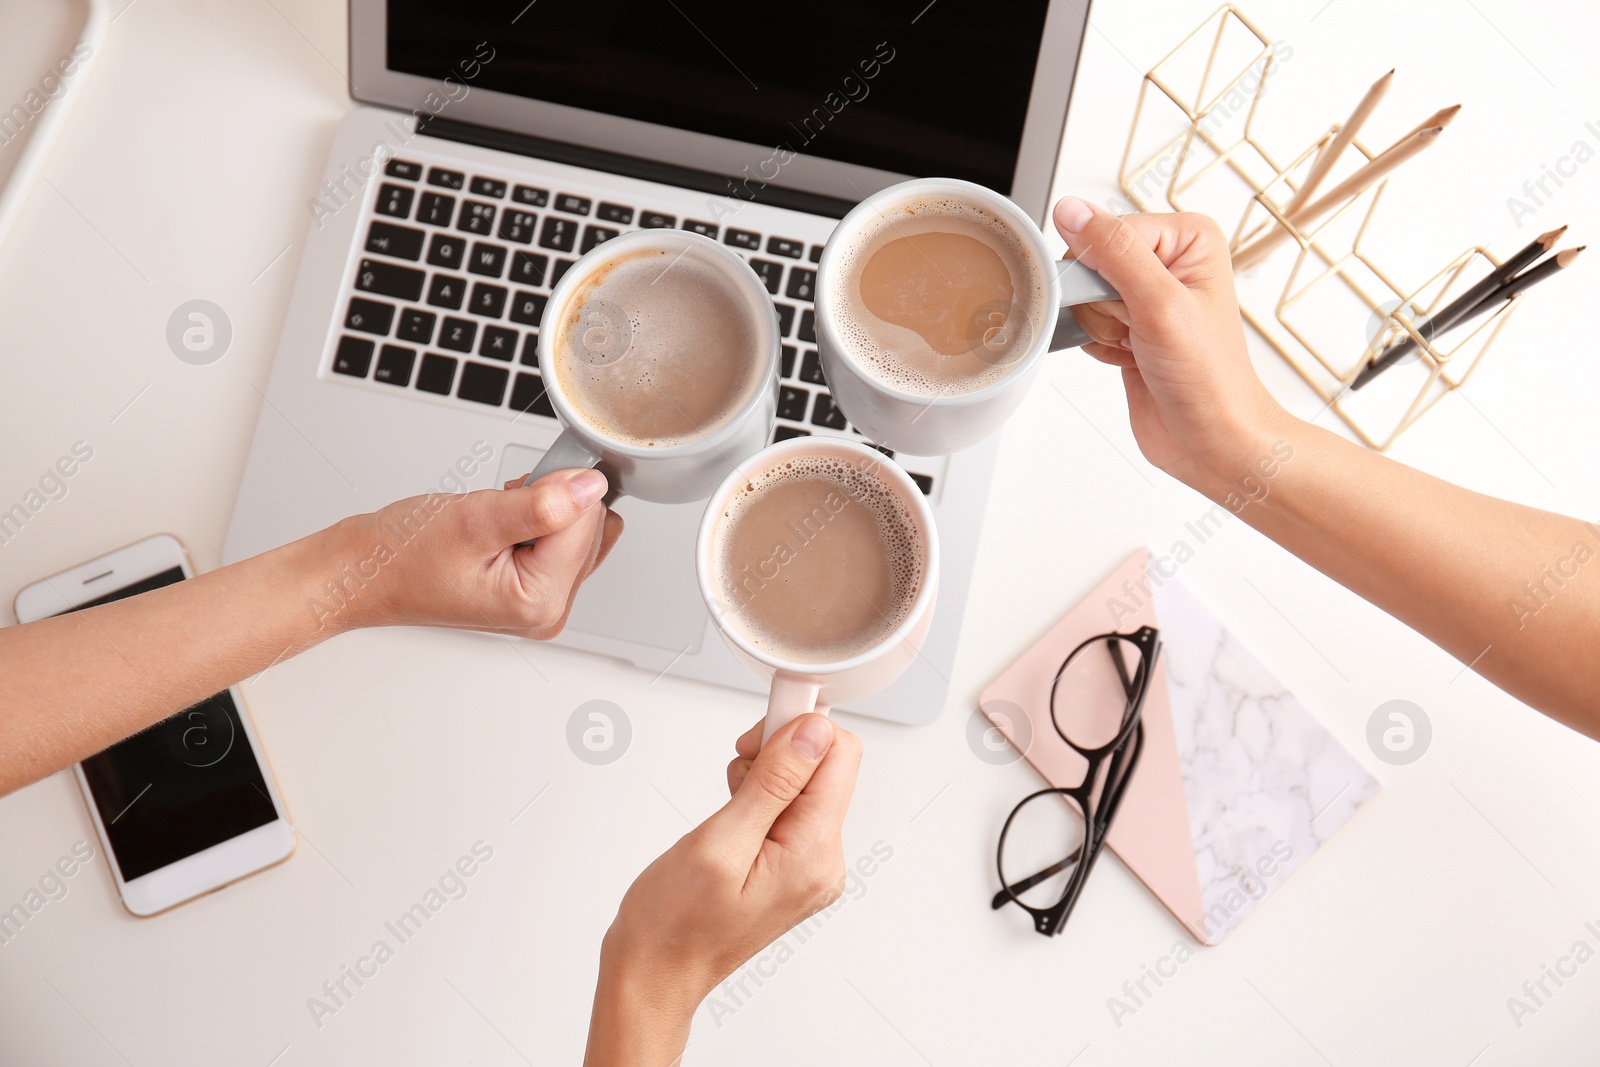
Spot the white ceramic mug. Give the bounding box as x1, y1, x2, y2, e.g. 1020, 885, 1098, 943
814, 177, 1119, 456
696, 437, 941, 745
520, 229, 779, 503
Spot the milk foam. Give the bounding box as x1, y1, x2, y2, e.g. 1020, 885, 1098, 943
554, 247, 764, 448
713, 454, 924, 663
830, 198, 1048, 397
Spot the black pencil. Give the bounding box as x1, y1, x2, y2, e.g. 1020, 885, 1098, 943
1352, 245, 1582, 390
1352, 226, 1567, 390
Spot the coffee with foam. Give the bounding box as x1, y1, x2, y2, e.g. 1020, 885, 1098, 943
553, 246, 766, 448
830, 198, 1048, 397
712, 454, 924, 664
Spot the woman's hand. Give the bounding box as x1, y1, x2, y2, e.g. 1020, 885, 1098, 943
1054, 197, 1289, 493
328, 467, 623, 639
585, 714, 863, 1066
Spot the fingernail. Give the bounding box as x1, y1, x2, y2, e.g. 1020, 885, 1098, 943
791, 716, 834, 760
1057, 196, 1093, 234
571, 470, 607, 508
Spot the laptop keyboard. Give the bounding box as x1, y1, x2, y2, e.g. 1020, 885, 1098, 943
329, 157, 936, 498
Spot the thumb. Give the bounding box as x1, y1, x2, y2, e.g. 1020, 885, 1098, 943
473, 468, 608, 550
1053, 197, 1183, 308
703, 714, 836, 870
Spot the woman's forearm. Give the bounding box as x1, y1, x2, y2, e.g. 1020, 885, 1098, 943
0, 474, 617, 798
0, 519, 360, 794
583, 935, 695, 1067
1209, 409, 1600, 730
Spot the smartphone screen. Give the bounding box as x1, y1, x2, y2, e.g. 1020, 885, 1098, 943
51, 566, 279, 882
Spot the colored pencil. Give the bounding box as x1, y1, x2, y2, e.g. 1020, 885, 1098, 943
1351, 246, 1582, 389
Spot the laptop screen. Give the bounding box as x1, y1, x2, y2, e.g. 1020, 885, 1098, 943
386, 0, 1053, 194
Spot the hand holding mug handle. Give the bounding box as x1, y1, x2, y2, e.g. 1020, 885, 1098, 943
517, 432, 607, 548
1050, 259, 1120, 351
762, 673, 832, 746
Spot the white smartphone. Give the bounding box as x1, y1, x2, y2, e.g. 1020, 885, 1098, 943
14, 534, 295, 916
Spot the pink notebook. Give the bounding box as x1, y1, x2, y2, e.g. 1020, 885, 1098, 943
979, 549, 1377, 944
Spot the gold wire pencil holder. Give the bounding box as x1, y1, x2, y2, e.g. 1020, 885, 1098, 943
1116, 4, 1521, 451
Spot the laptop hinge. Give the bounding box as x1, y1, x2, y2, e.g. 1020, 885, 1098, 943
414, 115, 856, 220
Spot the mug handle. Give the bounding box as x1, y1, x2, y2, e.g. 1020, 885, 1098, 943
1049, 258, 1120, 352
761, 672, 831, 746
516, 429, 603, 548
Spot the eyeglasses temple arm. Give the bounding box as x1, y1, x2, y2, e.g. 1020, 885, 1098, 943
989, 844, 1084, 910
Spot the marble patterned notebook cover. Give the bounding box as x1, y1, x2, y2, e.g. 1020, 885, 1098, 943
979, 549, 1379, 945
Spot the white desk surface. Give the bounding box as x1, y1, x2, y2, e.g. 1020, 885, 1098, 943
3, 0, 1599, 1063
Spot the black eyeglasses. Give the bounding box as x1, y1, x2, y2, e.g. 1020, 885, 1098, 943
991, 626, 1161, 937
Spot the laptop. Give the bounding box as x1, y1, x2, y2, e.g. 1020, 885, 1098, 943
223, 0, 1093, 727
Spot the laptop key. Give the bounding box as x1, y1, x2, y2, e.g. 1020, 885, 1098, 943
458, 362, 510, 406
365, 221, 425, 261
356, 259, 425, 302
397, 309, 436, 344
910, 473, 934, 496
458, 201, 497, 235
786, 267, 816, 302
798, 308, 816, 344
498, 210, 538, 245
750, 259, 783, 294
345, 298, 395, 335
426, 275, 467, 310
468, 242, 507, 277
684, 220, 718, 239
581, 225, 619, 253
510, 291, 547, 327
480, 326, 519, 361
470, 282, 508, 318
552, 258, 576, 286
799, 349, 827, 385
810, 394, 848, 430
520, 333, 540, 366
427, 233, 465, 269
385, 159, 423, 181
767, 236, 803, 258
417, 192, 456, 227
416, 353, 457, 394
428, 167, 465, 190
513, 185, 550, 207
510, 373, 556, 417
775, 303, 796, 337
374, 344, 416, 386
640, 211, 675, 229
438, 317, 477, 352
332, 336, 375, 377
555, 194, 591, 216
598, 203, 634, 224
375, 184, 414, 219
470, 177, 507, 198
539, 217, 576, 252
778, 386, 809, 422
781, 344, 797, 378
509, 251, 549, 286
725, 228, 761, 251
809, 244, 825, 263
773, 425, 811, 442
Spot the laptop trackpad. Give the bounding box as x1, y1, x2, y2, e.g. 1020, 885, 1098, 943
496, 445, 708, 654
566, 496, 708, 653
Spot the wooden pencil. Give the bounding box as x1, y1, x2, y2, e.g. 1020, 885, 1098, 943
1283, 69, 1394, 216
1233, 126, 1443, 270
